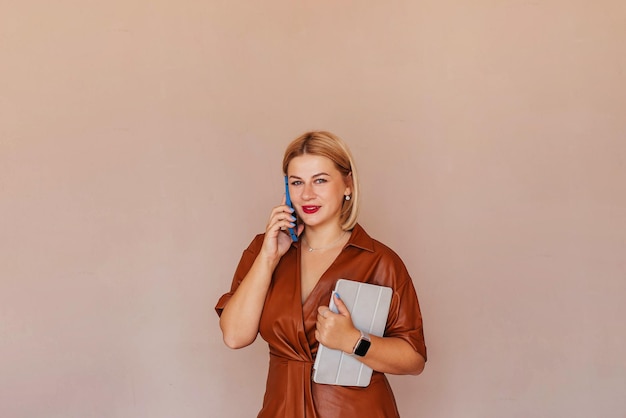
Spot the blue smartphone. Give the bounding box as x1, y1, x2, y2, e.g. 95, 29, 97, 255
284, 175, 298, 242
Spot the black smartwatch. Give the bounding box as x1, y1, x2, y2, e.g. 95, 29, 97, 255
352, 330, 371, 357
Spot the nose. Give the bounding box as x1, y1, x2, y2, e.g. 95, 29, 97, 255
301, 182, 315, 200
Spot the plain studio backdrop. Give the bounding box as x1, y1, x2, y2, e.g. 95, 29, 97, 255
1, 1, 625, 417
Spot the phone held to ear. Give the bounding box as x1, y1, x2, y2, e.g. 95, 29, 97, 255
284, 175, 298, 242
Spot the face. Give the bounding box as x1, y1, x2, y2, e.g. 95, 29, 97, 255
287, 154, 351, 229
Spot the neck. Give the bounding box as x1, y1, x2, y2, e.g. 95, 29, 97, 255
303, 224, 345, 250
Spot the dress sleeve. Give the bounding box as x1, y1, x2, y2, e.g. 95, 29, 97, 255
381, 255, 428, 362
214, 234, 264, 317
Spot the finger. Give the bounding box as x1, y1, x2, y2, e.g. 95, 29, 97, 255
269, 205, 296, 224
333, 293, 350, 317
268, 211, 296, 228
296, 223, 305, 237
317, 306, 330, 316
271, 220, 296, 235
268, 209, 291, 225
278, 192, 294, 215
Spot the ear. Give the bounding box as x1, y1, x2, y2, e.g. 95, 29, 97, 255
344, 172, 353, 196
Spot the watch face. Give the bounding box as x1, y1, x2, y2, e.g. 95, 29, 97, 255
354, 339, 371, 357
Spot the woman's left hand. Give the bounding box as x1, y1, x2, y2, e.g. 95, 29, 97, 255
315, 294, 360, 354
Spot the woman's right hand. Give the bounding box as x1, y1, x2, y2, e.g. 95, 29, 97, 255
260, 196, 303, 264
219, 195, 301, 349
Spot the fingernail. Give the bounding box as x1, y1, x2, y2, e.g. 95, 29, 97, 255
335, 293, 341, 299
289, 222, 295, 227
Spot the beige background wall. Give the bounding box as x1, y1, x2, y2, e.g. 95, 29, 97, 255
1, 1, 625, 417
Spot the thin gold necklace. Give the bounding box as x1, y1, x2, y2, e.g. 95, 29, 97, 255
302, 231, 347, 252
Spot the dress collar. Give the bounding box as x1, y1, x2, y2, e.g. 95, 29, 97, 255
292, 223, 375, 253
345, 223, 375, 252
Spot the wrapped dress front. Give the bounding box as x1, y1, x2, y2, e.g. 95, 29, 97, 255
215, 224, 426, 418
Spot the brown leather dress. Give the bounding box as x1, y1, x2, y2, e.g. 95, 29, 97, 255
215, 224, 427, 418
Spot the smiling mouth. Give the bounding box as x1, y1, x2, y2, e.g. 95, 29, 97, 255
302, 206, 320, 214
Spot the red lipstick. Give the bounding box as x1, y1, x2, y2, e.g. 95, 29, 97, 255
302, 206, 320, 214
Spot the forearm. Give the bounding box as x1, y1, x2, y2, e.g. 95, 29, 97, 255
317, 295, 426, 376
219, 255, 277, 349
340, 330, 425, 375
364, 336, 425, 375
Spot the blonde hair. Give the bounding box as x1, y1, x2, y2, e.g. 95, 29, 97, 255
282, 131, 360, 231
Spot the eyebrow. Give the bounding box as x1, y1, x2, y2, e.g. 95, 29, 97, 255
289, 172, 331, 180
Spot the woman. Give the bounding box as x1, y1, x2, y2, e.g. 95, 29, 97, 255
215, 131, 426, 417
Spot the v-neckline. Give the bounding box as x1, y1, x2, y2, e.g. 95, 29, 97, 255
299, 243, 346, 313
291, 237, 351, 360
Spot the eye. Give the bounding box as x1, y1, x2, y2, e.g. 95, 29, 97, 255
314, 178, 328, 184
291, 180, 303, 186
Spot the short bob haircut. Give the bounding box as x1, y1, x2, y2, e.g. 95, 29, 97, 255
282, 131, 360, 231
